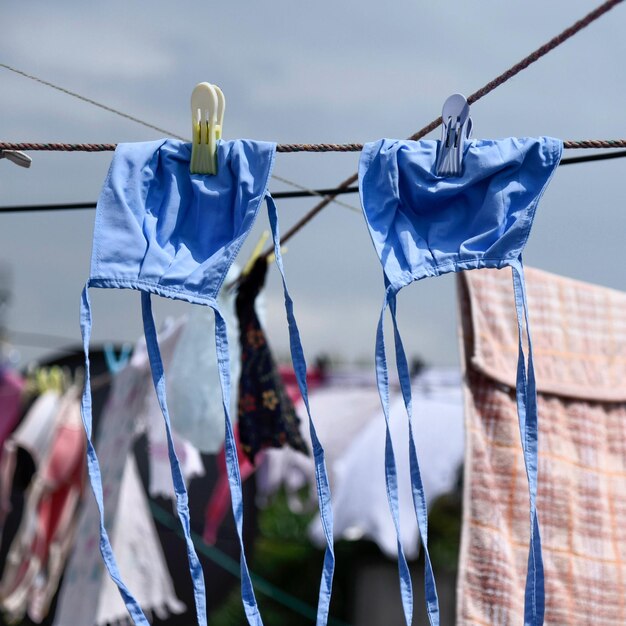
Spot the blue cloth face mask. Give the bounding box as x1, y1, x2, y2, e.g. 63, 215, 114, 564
80, 139, 335, 626
358, 137, 562, 626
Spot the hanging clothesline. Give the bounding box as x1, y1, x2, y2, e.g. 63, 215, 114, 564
2, 139, 626, 153
2, 148, 626, 215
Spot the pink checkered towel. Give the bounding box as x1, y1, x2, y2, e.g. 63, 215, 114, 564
457, 266, 626, 625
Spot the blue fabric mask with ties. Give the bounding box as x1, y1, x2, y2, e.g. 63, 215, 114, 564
80, 138, 335, 626
358, 137, 562, 626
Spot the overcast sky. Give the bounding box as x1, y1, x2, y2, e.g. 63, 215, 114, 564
1, 1, 625, 370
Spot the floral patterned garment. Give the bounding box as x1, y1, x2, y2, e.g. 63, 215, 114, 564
236, 257, 309, 463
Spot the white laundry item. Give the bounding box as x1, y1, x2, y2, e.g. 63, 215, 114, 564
95, 455, 185, 626
166, 264, 241, 454
6, 390, 61, 466
256, 383, 383, 511
256, 445, 312, 513
54, 318, 186, 626
147, 431, 205, 500
409, 368, 465, 503
308, 368, 464, 559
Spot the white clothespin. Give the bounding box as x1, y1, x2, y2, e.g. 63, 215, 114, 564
190, 82, 225, 175
435, 93, 472, 177
0, 150, 31, 169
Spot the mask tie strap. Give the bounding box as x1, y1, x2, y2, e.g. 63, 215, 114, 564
140, 291, 208, 626
388, 292, 440, 626
372, 283, 415, 626
265, 194, 335, 626
212, 302, 263, 625
510, 259, 545, 626
79, 283, 149, 625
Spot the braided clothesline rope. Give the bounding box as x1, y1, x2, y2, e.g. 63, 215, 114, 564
279, 140, 626, 151
0, 142, 116, 152
2, 139, 626, 153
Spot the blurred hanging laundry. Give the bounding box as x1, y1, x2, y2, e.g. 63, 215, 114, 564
258, 368, 465, 558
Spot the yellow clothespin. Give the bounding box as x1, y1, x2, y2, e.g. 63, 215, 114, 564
242, 231, 270, 277
226, 231, 287, 291
266, 248, 285, 265
34, 367, 48, 394
190, 82, 225, 175
48, 366, 65, 394
33, 367, 55, 394
242, 231, 287, 274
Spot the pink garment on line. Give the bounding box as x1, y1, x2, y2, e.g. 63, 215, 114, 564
0, 389, 85, 623
203, 424, 255, 545
457, 267, 626, 625
278, 365, 325, 405
0, 390, 60, 528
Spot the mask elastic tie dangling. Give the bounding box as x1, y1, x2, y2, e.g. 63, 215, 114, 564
265, 194, 335, 625
79, 283, 150, 626
141, 292, 207, 626
510, 258, 544, 626
212, 302, 263, 625
388, 290, 440, 625
374, 284, 416, 626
